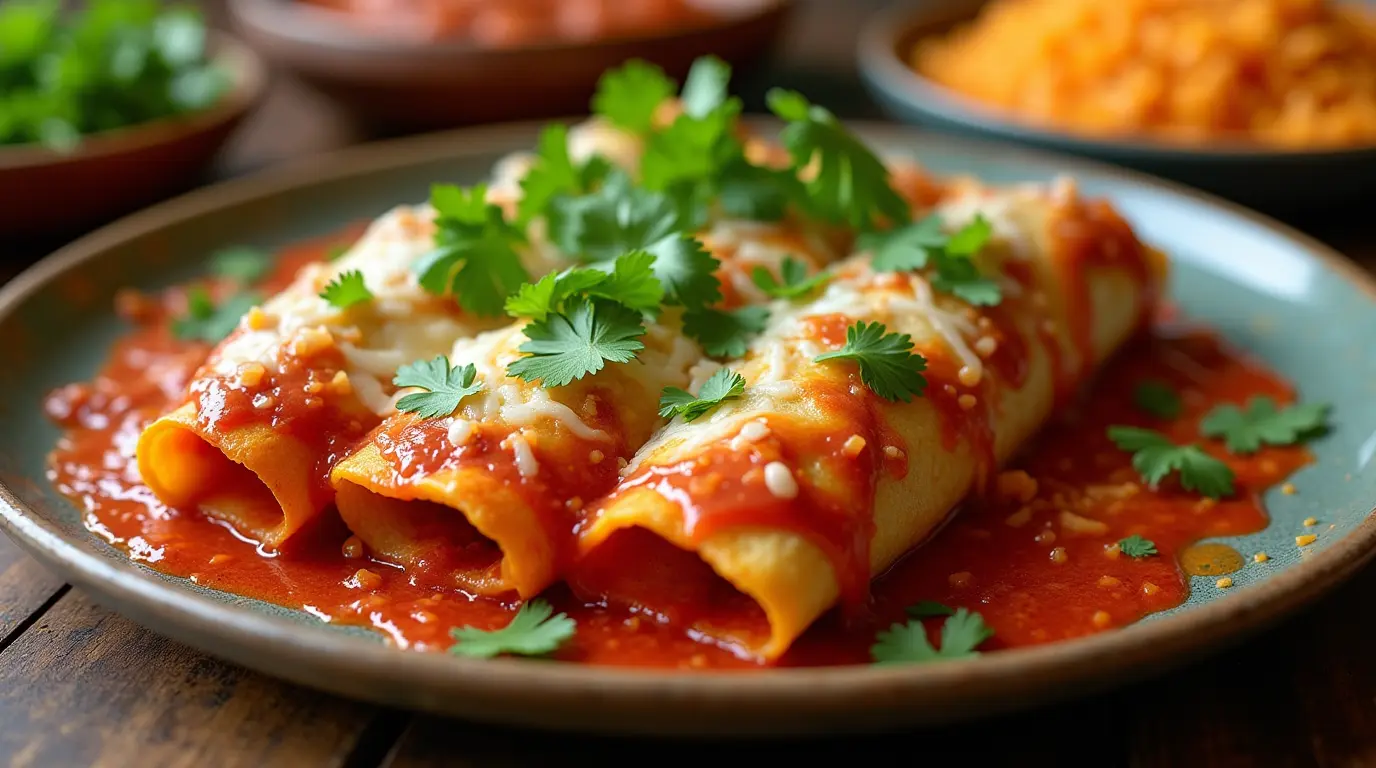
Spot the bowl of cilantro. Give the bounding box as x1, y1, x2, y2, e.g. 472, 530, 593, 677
0, 0, 266, 240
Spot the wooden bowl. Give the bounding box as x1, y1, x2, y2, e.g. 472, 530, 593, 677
0, 35, 266, 242
227, 0, 794, 135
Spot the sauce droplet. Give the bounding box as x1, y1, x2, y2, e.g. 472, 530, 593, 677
1179, 542, 1245, 577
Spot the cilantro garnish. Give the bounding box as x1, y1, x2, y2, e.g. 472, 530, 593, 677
905, 601, 956, 619
867, 215, 946, 272
547, 172, 679, 258
766, 88, 910, 230
1118, 535, 1158, 559
639, 57, 742, 203
591, 59, 674, 135
658, 368, 746, 422
1200, 397, 1330, 455
210, 246, 271, 286
517, 123, 581, 225
1107, 426, 1235, 499
683, 306, 769, 358
318, 270, 373, 309
448, 598, 576, 659
647, 234, 722, 310
506, 251, 664, 321
751, 256, 830, 300
1134, 380, 1182, 420
507, 298, 646, 388
172, 286, 259, 343
392, 356, 484, 419
716, 157, 806, 222
416, 183, 529, 318
866, 214, 1000, 305
871, 607, 994, 664
814, 321, 928, 403
680, 55, 731, 118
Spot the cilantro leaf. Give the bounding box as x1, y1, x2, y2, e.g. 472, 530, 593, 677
1107, 426, 1236, 498
1134, 380, 1182, 420
1118, 534, 1158, 559
866, 214, 1001, 305
638, 105, 739, 195
716, 157, 805, 221
172, 286, 259, 343
416, 183, 529, 318
547, 171, 682, 261
658, 368, 746, 422
751, 256, 830, 300
647, 234, 722, 309
866, 215, 945, 272
210, 246, 271, 285
392, 355, 484, 419
945, 214, 992, 256
814, 321, 928, 403
905, 600, 956, 619
595, 249, 665, 316
591, 59, 674, 135
871, 608, 994, 664
766, 87, 910, 230
1200, 397, 1330, 454
507, 298, 646, 388
448, 598, 576, 659
680, 55, 731, 118
318, 270, 373, 309
683, 305, 769, 358
505, 251, 663, 321
517, 123, 582, 225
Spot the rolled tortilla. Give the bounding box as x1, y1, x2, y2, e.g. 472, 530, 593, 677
571, 177, 1165, 661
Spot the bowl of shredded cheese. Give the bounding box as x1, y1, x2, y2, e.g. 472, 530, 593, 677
858, 0, 1376, 210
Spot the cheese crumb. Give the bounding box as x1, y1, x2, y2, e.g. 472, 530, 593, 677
1092, 610, 1112, 628
1296, 534, 1318, 547
957, 365, 982, 387
1216, 577, 1234, 589
1005, 507, 1033, 528
1303, 516, 1317, 527
842, 434, 867, 457
739, 419, 771, 442
447, 419, 476, 447
342, 536, 364, 559
588, 449, 605, 464
1097, 575, 1121, 588
974, 336, 998, 358
958, 394, 978, 411
1282, 483, 1297, 495
763, 461, 798, 499
1050, 546, 1068, 564
1104, 543, 1122, 559
565, 497, 583, 511
883, 445, 904, 460
291, 326, 335, 358
1059, 510, 1109, 536
1142, 582, 1160, 596
996, 470, 1038, 503
1035, 529, 1057, 545
348, 568, 382, 590
237, 363, 266, 388
1254, 552, 1269, 563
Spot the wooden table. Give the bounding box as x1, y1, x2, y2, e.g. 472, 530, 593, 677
3, 3, 1375, 765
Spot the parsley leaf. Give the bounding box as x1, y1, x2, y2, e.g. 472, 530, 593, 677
392, 355, 484, 419
448, 598, 576, 659
172, 286, 259, 343
658, 367, 746, 422
507, 298, 646, 388
210, 246, 271, 285
905, 600, 956, 619
1200, 397, 1330, 455
751, 256, 830, 300
767, 87, 910, 231
416, 183, 529, 318
1134, 380, 1182, 420
1118, 534, 1158, 558
318, 270, 373, 309
1107, 426, 1235, 499
591, 59, 674, 135
683, 305, 769, 358
814, 321, 928, 403
871, 608, 994, 664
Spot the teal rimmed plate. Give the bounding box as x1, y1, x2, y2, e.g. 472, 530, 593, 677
0, 121, 1373, 736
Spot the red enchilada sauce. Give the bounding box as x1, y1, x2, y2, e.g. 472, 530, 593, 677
45, 235, 1309, 669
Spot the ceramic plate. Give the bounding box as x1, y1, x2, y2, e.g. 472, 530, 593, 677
1, 122, 1374, 736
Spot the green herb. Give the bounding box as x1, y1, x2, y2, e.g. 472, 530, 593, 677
638, 57, 743, 207
517, 123, 581, 225
658, 368, 746, 422
646, 234, 722, 310
1107, 426, 1235, 499
171, 286, 258, 343
1199, 397, 1330, 455
0, 0, 227, 150
1134, 380, 1182, 420
867, 215, 946, 272
448, 599, 576, 659
867, 214, 1000, 306
318, 270, 373, 309
814, 321, 928, 403
751, 256, 830, 300
591, 59, 674, 135
505, 250, 664, 321
871, 608, 994, 664
507, 297, 646, 388
392, 356, 484, 420
1117, 535, 1158, 559
905, 601, 956, 619
679, 55, 731, 118
415, 183, 529, 318
766, 88, 910, 230
715, 157, 805, 222
683, 305, 770, 359
209, 246, 271, 286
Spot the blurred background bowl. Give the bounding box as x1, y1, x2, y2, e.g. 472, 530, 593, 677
227, 0, 794, 136
0, 33, 266, 241
857, 0, 1376, 213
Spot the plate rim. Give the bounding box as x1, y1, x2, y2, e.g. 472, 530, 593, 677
2, 118, 1375, 736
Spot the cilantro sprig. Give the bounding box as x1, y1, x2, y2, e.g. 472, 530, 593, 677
814, 321, 928, 403
393, 356, 484, 419
1118, 535, 1158, 559
517, 123, 608, 225
507, 298, 647, 388
1134, 380, 1182, 420
319, 270, 373, 309
905, 601, 956, 619
1107, 426, 1235, 499
683, 305, 769, 359
871, 607, 994, 664
591, 59, 675, 135
416, 183, 529, 318
751, 256, 830, 300
658, 368, 746, 422
448, 599, 576, 659
210, 246, 271, 286
866, 214, 1001, 306
506, 250, 664, 321
172, 286, 259, 343
1200, 397, 1330, 455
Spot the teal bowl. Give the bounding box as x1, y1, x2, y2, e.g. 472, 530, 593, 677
856, 0, 1376, 213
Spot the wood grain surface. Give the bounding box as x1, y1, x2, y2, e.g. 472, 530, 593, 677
1, 2, 1374, 766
